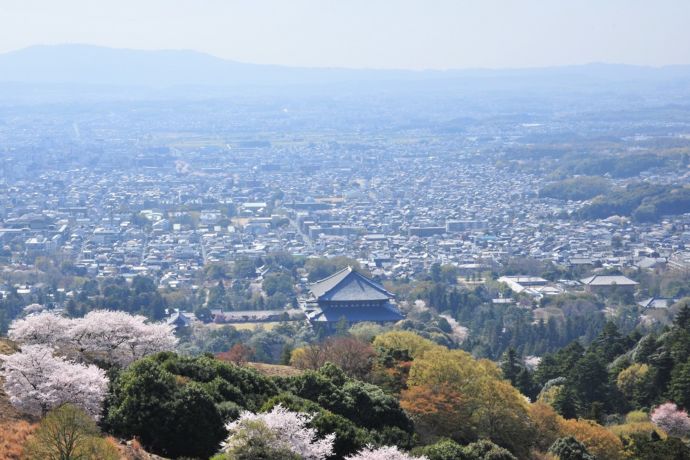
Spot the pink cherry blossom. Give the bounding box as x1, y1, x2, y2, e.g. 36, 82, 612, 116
9, 310, 177, 366
0, 344, 108, 419
651, 402, 690, 437
346, 445, 428, 460
9, 311, 71, 347
224, 404, 335, 460
68, 310, 177, 366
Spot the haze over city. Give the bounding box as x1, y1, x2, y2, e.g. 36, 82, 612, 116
2, 0, 690, 69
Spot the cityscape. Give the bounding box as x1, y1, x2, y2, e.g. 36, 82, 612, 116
2, 90, 690, 317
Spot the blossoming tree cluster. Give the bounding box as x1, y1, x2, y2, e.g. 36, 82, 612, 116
1, 310, 177, 420
0, 344, 108, 419
221, 405, 426, 460
345, 445, 428, 460
223, 405, 335, 460
651, 402, 690, 438
8, 310, 177, 366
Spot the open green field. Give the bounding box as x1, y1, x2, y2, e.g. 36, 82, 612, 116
212, 321, 283, 331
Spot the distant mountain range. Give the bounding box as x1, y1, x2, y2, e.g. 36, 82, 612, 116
2, 44, 690, 89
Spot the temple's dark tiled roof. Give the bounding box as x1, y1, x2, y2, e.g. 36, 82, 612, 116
167, 310, 191, 328
308, 266, 393, 302
308, 304, 403, 322
304, 267, 403, 324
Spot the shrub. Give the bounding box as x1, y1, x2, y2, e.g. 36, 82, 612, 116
414, 438, 469, 460
559, 418, 624, 460
609, 411, 659, 440
625, 410, 650, 424
622, 432, 690, 459
463, 439, 517, 460
105, 357, 227, 458
22, 404, 119, 460
0, 420, 36, 460
548, 436, 595, 460
280, 364, 414, 434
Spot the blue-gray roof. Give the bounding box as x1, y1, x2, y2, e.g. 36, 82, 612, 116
308, 303, 403, 323
167, 311, 191, 327
580, 275, 638, 286
309, 266, 393, 302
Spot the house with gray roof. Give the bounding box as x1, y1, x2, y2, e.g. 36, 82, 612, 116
580, 275, 638, 294
638, 297, 677, 310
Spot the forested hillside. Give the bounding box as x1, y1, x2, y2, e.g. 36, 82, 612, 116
4, 307, 690, 459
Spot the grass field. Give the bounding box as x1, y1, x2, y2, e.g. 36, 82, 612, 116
230, 321, 282, 331
246, 362, 303, 378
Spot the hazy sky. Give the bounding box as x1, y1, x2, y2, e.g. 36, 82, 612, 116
1, 0, 689, 69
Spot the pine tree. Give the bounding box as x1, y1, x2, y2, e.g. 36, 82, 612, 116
281, 344, 294, 365
516, 367, 537, 400
334, 316, 350, 336
554, 386, 578, 419
676, 305, 690, 330
634, 334, 658, 364
669, 358, 690, 409
591, 321, 625, 362
501, 347, 520, 384
570, 352, 609, 410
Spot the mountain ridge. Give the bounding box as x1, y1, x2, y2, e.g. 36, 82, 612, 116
3, 44, 690, 88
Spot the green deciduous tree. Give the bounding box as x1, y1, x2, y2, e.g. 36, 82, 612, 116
23, 404, 119, 460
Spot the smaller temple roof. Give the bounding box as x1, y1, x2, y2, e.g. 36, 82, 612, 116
167, 310, 191, 329
580, 275, 638, 286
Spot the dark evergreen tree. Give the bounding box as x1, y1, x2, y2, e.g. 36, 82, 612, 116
500, 347, 521, 384
515, 367, 538, 400
624, 431, 690, 460
669, 357, 690, 409
591, 321, 626, 362
570, 352, 610, 410
634, 334, 658, 364
548, 436, 596, 460
675, 305, 690, 331
554, 386, 578, 419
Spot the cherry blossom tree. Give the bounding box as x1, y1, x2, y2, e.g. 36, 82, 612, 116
345, 445, 428, 460
68, 310, 177, 366
223, 405, 334, 460
8, 311, 71, 347
651, 402, 690, 437
8, 310, 177, 367
0, 344, 108, 419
